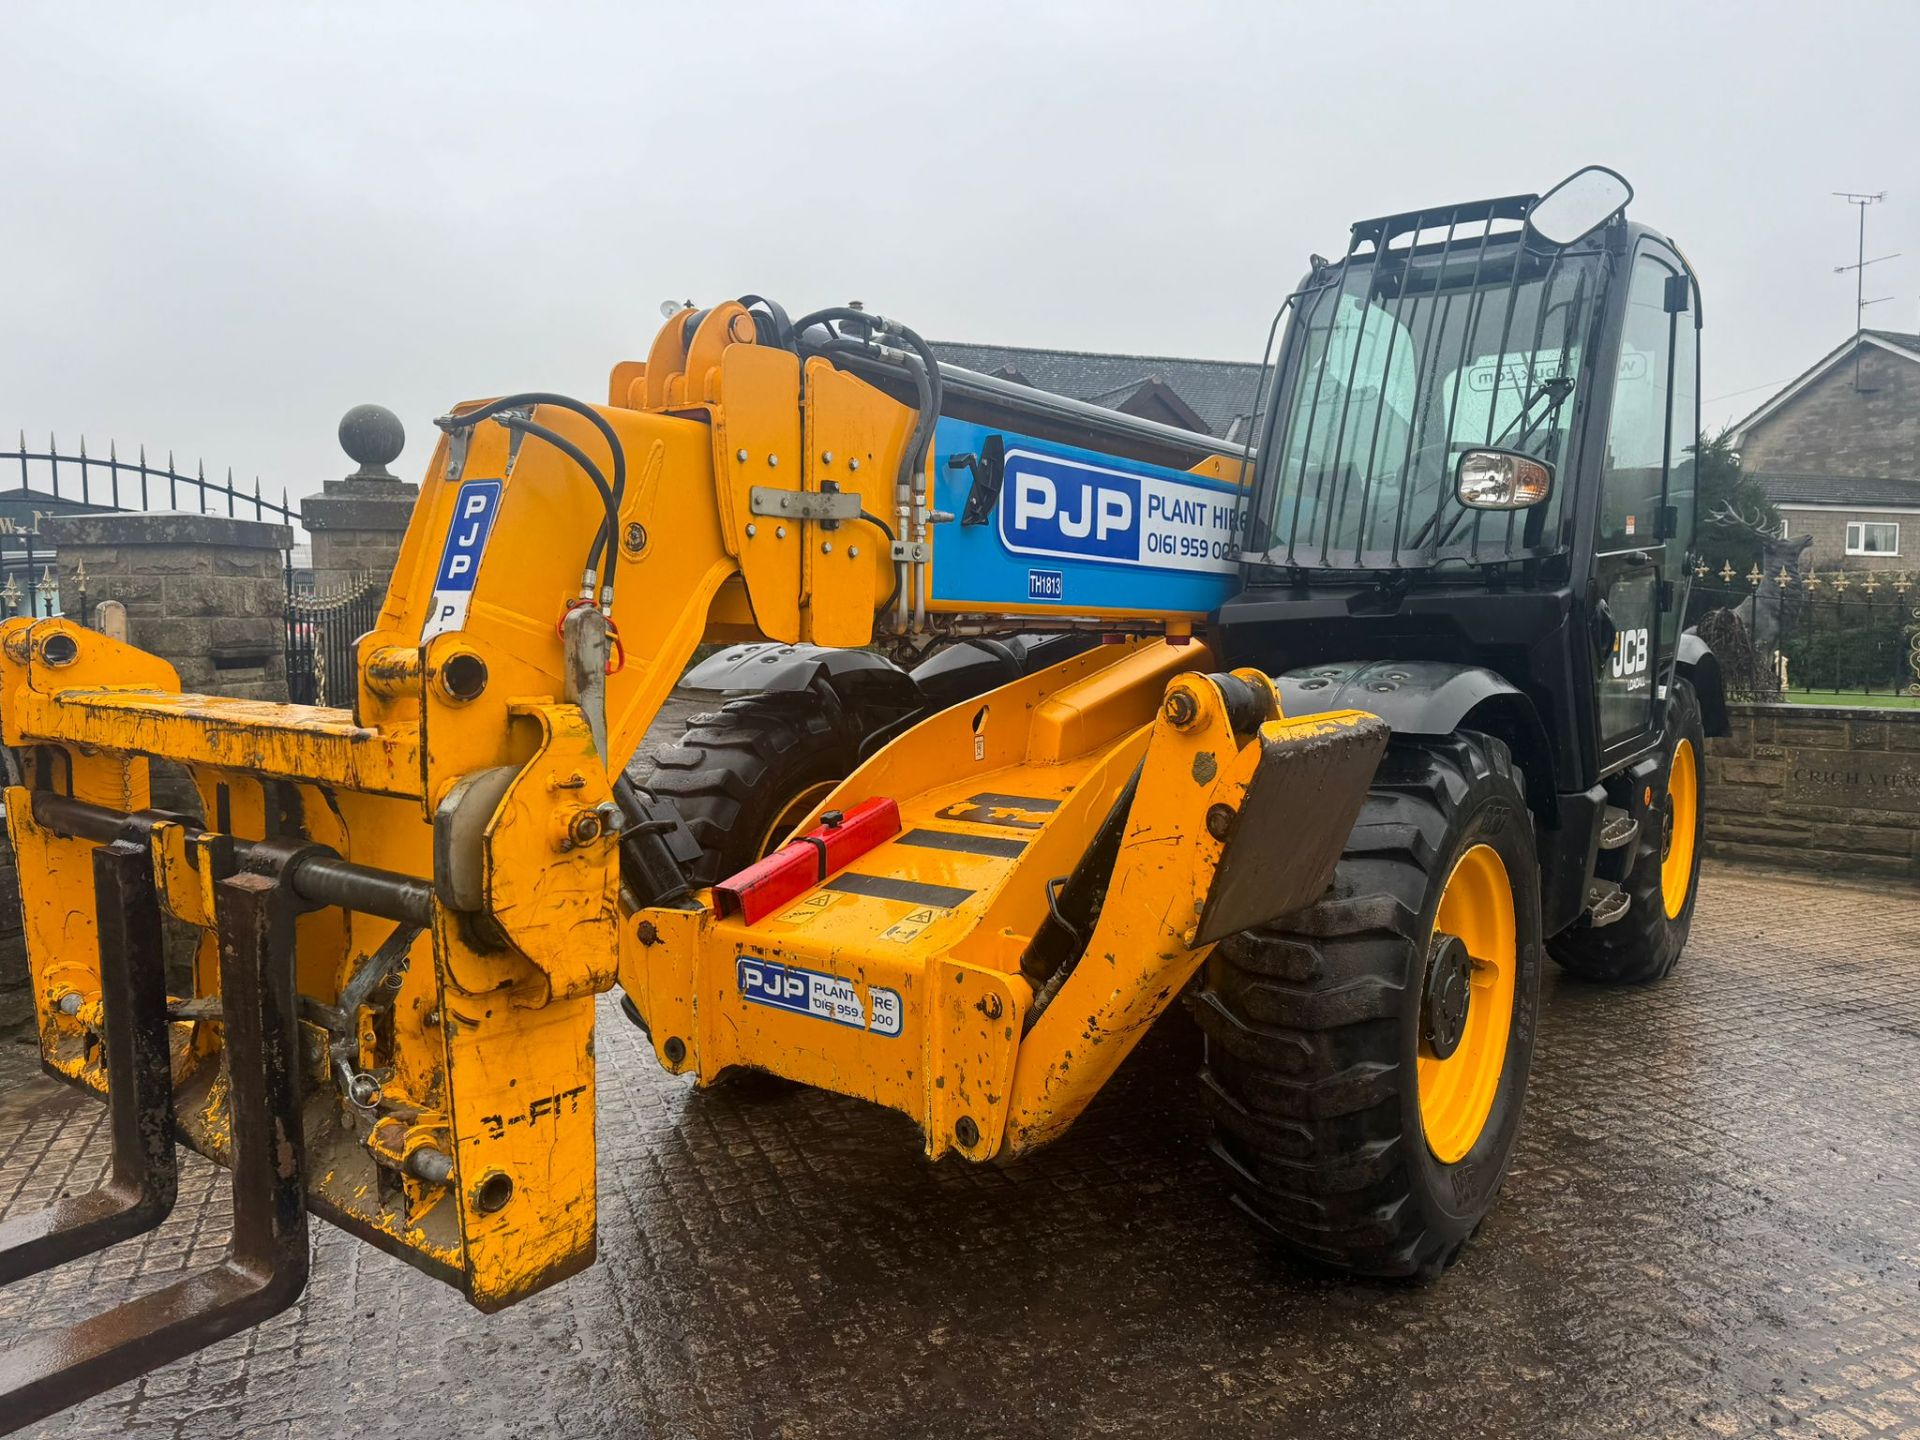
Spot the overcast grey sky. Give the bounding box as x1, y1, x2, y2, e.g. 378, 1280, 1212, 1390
5, 1, 1917, 502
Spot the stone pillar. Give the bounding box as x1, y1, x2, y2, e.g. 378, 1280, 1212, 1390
301, 404, 417, 593
43, 511, 295, 701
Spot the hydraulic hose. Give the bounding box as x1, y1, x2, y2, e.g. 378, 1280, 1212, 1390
792, 308, 944, 632
437, 392, 627, 606
499, 416, 618, 600
860, 509, 901, 613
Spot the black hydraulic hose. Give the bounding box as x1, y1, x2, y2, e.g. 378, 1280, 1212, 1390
735, 293, 795, 349
438, 391, 627, 603
860, 509, 900, 612
499, 415, 619, 599
792, 308, 945, 515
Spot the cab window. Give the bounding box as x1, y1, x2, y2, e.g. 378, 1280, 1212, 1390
1598, 254, 1677, 550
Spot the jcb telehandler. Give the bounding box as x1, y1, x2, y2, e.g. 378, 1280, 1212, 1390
0, 166, 1720, 1429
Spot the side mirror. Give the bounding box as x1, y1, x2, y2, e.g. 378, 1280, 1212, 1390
1526, 165, 1633, 247
1456, 449, 1553, 510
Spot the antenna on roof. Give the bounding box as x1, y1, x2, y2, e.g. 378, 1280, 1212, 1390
1832, 190, 1897, 392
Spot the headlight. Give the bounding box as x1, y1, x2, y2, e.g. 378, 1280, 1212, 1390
1455, 449, 1554, 510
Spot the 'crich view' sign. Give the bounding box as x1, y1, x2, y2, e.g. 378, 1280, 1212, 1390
1784, 749, 1920, 813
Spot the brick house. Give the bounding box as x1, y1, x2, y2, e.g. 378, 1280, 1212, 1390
1731, 329, 1920, 569
1756, 472, 1920, 570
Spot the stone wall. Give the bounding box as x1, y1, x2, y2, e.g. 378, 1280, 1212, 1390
40, 510, 292, 822
1705, 702, 1920, 881
43, 511, 294, 701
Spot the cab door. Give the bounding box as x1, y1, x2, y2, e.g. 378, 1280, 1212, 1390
1593, 243, 1696, 763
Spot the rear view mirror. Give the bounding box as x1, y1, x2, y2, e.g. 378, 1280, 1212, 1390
1526, 166, 1633, 247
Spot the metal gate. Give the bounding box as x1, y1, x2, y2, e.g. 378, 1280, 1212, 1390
284, 572, 382, 707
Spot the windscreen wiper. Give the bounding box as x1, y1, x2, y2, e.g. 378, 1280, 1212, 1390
1420, 376, 1575, 552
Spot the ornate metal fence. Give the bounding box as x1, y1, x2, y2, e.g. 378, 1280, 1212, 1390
0, 435, 301, 622
4, 433, 297, 522
1691, 562, 1920, 701
284, 569, 381, 708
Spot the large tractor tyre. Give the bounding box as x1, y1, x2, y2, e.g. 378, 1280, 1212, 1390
1196, 731, 1544, 1279
1548, 680, 1706, 985
640, 696, 855, 888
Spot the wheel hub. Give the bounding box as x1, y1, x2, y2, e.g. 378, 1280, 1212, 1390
1422, 931, 1474, 1061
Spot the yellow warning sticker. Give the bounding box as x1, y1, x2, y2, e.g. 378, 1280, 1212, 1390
778, 894, 839, 926
880, 906, 940, 943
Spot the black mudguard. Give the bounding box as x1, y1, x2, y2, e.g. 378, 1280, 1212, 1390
679, 642, 922, 710
678, 634, 1097, 759
1275, 660, 1555, 809
1674, 630, 1729, 737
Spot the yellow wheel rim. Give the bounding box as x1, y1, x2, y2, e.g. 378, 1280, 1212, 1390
1416, 844, 1517, 1165
755, 780, 837, 860
1660, 738, 1698, 920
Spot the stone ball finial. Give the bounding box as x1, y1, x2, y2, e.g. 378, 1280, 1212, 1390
338, 404, 405, 480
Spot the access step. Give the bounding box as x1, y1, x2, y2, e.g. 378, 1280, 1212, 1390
1598, 806, 1639, 851
1585, 880, 1631, 928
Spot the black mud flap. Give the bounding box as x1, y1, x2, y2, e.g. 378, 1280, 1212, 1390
1195, 713, 1390, 947
0, 826, 310, 1435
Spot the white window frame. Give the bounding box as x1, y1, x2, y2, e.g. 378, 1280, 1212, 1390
1845, 519, 1900, 557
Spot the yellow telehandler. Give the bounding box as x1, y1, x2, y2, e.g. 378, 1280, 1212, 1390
0, 167, 1720, 1430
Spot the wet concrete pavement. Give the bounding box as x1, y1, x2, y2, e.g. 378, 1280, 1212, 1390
3, 820, 1918, 1436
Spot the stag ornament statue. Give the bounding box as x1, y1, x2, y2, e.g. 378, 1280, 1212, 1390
1697, 502, 1812, 698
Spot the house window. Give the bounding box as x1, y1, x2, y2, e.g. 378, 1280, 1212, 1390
1845, 520, 1900, 556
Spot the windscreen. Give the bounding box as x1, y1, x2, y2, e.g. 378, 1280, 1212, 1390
1249, 235, 1604, 570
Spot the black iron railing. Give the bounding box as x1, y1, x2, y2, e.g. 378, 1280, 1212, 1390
1691, 566, 1920, 701
3, 434, 298, 525
284, 569, 381, 708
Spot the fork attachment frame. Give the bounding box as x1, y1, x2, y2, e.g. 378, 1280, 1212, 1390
0, 837, 311, 1435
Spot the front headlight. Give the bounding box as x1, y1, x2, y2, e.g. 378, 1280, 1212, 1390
1455, 449, 1554, 510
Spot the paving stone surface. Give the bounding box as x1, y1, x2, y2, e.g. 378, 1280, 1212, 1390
3, 840, 1918, 1437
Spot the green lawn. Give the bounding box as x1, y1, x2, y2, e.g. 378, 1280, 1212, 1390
1783, 689, 1920, 709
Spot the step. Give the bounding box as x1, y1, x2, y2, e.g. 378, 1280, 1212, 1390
1585, 880, 1631, 928
1598, 806, 1639, 852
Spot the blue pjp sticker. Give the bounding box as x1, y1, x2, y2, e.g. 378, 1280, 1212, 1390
737, 953, 902, 1037
422, 478, 503, 641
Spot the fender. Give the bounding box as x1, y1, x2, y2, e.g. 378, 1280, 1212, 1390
680, 636, 1099, 760
1275, 659, 1557, 817
1674, 630, 1730, 737
679, 641, 922, 710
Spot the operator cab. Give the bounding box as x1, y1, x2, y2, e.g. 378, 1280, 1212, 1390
1223, 165, 1704, 790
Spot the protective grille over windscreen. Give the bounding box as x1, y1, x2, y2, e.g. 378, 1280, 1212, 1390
1250, 198, 1604, 571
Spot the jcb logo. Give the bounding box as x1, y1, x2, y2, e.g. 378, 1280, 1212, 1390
1610, 627, 1650, 679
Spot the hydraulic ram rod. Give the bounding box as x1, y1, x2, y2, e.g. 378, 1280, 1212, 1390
30, 791, 435, 926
